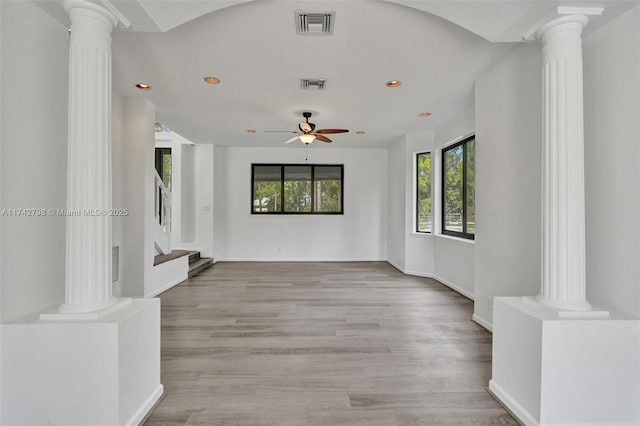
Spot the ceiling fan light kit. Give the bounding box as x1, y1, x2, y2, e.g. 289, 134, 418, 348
273, 112, 349, 145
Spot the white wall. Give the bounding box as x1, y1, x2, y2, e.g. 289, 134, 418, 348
431, 106, 476, 299
583, 5, 640, 318
403, 132, 435, 277
121, 99, 156, 297
474, 44, 542, 327
214, 146, 387, 261
112, 93, 125, 297
195, 144, 215, 258
0, 1, 68, 321
386, 136, 407, 269
180, 144, 196, 243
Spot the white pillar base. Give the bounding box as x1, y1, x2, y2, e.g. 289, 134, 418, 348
40, 297, 130, 321
491, 297, 640, 426
2, 298, 162, 426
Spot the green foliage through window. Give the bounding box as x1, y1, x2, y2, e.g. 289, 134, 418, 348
252, 164, 343, 214
442, 136, 475, 239
416, 152, 432, 232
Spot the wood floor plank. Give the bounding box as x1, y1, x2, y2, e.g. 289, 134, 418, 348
144, 262, 517, 426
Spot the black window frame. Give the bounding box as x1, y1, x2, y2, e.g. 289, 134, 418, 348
415, 151, 432, 233
251, 164, 344, 215
441, 135, 475, 240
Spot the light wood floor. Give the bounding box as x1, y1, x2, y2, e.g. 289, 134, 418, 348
144, 262, 517, 425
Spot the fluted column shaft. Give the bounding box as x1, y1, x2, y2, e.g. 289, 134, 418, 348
60, 0, 118, 313
536, 15, 591, 311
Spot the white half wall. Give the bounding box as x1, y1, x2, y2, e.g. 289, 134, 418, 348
0, 1, 68, 321
214, 146, 387, 261
474, 43, 542, 327
583, 5, 640, 318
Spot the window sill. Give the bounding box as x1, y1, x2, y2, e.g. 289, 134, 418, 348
432, 233, 475, 247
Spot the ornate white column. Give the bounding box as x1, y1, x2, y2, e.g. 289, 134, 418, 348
59, 0, 119, 314
535, 14, 593, 311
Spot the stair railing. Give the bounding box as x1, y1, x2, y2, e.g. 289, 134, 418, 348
154, 170, 171, 232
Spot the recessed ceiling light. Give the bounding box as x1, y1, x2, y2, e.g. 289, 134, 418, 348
419, 112, 431, 117
356, 130, 365, 135
136, 83, 151, 90
386, 80, 401, 88
204, 76, 220, 84
246, 129, 256, 134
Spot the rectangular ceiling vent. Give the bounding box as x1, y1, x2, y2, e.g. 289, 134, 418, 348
295, 11, 335, 35
300, 79, 327, 90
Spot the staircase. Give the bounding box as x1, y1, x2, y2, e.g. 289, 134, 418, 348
188, 251, 213, 278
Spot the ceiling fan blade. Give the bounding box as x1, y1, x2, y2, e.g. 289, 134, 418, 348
265, 130, 298, 134
313, 134, 332, 143
315, 129, 349, 134
285, 135, 301, 144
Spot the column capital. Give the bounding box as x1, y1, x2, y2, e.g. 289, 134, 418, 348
536, 15, 588, 44
64, 0, 130, 30
523, 6, 603, 41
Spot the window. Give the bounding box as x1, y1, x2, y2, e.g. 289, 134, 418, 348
442, 135, 475, 239
416, 152, 432, 233
252, 164, 343, 214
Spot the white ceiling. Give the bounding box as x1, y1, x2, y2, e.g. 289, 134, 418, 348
37, 0, 639, 147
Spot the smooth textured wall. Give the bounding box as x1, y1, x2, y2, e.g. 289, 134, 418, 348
474, 44, 542, 327
215, 146, 387, 261
583, 5, 640, 318
0, 2, 68, 321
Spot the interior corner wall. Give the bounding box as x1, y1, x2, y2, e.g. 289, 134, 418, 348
111, 93, 125, 297
195, 144, 215, 258
215, 146, 387, 261
474, 43, 542, 327
0, 1, 68, 321
180, 144, 196, 243
403, 131, 435, 277
387, 136, 407, 270
432, 103, 476, 299
121, 99, 156, 297
583, 5, 640, 318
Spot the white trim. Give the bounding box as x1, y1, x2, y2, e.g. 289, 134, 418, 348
472, 313, 493, 332
386, 259, 405, 273
218, 257, 387, 262
432, 233, 475, 247
430, 273, 474, 301
488, 380, 539, 426
146, 275, 186, 297
124, 384, 164, 426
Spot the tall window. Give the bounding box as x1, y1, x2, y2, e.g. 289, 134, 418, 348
442, 136, 475, 239
416, 152, 432, 233
252, 164, 343, 214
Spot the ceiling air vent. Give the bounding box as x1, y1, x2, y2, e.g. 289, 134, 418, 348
295, 11, 335, 35
300, 79, 327, 90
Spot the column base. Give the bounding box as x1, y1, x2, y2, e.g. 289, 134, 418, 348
490, 297, 640, 425
2, 298, 162, 426
534, 294, 594, 312
40, 297, 130, 320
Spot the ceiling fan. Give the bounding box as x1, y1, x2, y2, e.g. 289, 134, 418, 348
265, 112, 349, 145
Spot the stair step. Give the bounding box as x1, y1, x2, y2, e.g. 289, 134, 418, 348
188, 257, 213, 278
188, 251, 201, 264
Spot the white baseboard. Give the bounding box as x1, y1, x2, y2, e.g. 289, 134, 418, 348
488, 380, 538, 426
430, 273, 474, 301
472, 313, 493, 332
146, 275, 186, 297
217, 257, 387, 262
124, 384, 164, 426
386, 259, 405, 273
